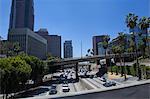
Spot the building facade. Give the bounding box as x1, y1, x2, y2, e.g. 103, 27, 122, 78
8, 28, 47, 59
9, 0, 34, 31
35, 29, 61, 58
129, 26, 148, 47
109, 34, 131, 49
8, 0, 48, 59
97, 42, 105, 56
93, 35, 107, 55
64, 40, 73, 58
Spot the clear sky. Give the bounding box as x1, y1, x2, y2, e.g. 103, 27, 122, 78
0, 0, 149, 57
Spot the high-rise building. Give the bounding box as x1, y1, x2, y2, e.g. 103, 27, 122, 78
9, 0, 34, 31
35, 29, 61, 58
8, 28, 47, 59
64, 40, 73, 58
92, 35, 106, 55
8, 0, 47, 59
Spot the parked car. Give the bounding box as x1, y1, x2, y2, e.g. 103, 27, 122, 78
62, 84, 70, 92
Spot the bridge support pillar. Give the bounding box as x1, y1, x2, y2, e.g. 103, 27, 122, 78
75, 62, 79, 81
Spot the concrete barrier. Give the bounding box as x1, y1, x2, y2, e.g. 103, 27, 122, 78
74, 81, 87, 92
79, 78, 97, 90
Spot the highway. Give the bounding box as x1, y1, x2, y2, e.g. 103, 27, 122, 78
57, 83, 150, 99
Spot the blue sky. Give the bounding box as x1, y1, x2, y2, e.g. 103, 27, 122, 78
0, 0, 149, 57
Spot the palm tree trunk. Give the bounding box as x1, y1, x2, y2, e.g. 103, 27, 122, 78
114, 54, 118, 75
136, 49, 141, 80
119, 54, 123, 77
146, 30, 150, 58
105, 49, 108, 79
123, 54, 127, 80
133, 32, 141, 80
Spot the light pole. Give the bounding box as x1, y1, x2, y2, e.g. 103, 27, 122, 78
81, 41, 82, 58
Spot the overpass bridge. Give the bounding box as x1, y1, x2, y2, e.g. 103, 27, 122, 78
47, 53, 135, 66
46, 53, 136, 79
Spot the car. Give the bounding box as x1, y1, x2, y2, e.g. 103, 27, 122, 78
51, 84, 57, 89
49, 84, 57, 95
102, 78, 107, 82
109, 81, 116, 86
103, 81, 116, 87
103, 82, 112, 87
62, 84, 70, 92
49, 88, 57, 95
99, 77, 107, 82
89, 75, 94, 79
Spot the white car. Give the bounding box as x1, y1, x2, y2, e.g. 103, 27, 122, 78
62, 84, 70, 92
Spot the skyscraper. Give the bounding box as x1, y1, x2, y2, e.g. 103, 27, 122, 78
9, 0, 34, 31
64, 40, 73, 58
35, 29, 62, 58
8, 0, 47, 59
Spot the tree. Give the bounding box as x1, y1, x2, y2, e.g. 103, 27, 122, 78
138, 38, 146, 58
126, 13, 141, 80
86, 49, 94, 56
0, 41, 21, 57
118, 32, 127, 80
13, 42, 20, 55
47, 53, 55, 60
0, 56, 32, 99
138, 17, 150, 58
18, 54, 45, 83
111, 46, 119, 75
102, 35, 110, 72
87, 49, 90, 54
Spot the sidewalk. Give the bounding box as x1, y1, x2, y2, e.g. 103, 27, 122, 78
108, 72, 132, 80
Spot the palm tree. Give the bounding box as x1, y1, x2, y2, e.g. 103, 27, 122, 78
118, 32, 127, 80
112, 46, 119, 75
86, 49, 94, 56
87, 49, 91, 54
138, 38, 146, 58
102, 35, 110, 72
138, 17, 150, 58
126, 13, 141, 80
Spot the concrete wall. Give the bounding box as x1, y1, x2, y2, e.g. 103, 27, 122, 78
79, 78, 95, 90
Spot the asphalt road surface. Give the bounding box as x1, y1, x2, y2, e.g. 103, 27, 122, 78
58, 83, 150, 99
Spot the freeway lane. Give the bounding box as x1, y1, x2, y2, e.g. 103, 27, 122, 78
58, 83, 150, 99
